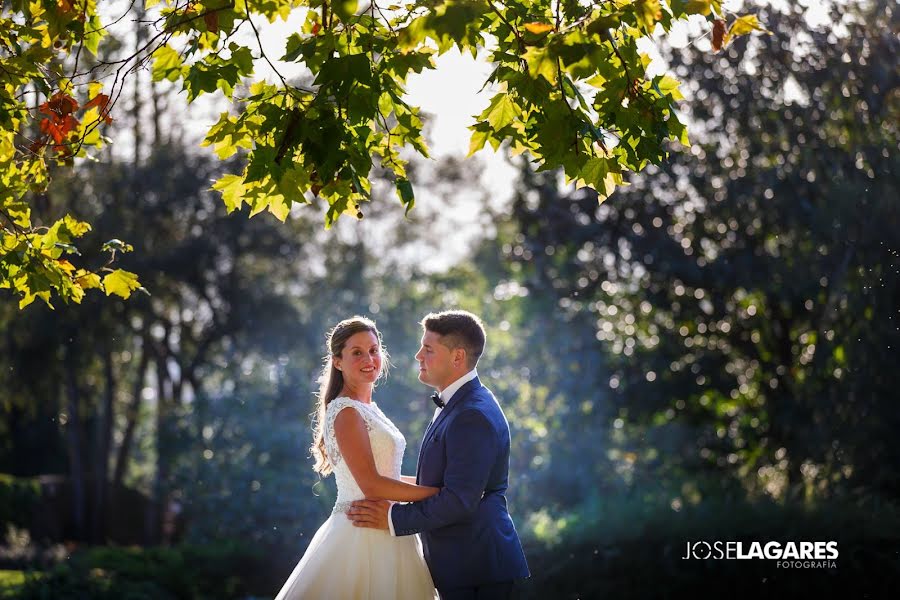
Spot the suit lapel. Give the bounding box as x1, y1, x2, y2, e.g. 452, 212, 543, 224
416, 377, 482, 480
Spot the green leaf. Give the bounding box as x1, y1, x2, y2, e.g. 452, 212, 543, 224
483, 94, 520, 130
524, 46, 558, 84
185, 63, 224, 101
586, 15, 621, 37
229, 44, 255, 76
396, 178, 415, 214
103, 269, 141, 299
669, 116, 690, 146
2, 201, 31, 228
671, 0, 713, 17
282, 33, 305, 62
101, 239, 133, 253
277, 166, 311, 202
467, 127, 491, 157
202, 113, 253, 159
245, 146, 277, 184
385, 49, 435, 79
333, 0, 359, 23
655, 74, 684, 101
633, 0, 662, 31
316, 54, 373, 93
728, 14, 767, 40
212, 174, 247, 212
579, 157, 609, 188
82, 15, 105, 55
75, 270, 102, 290
151, 45, 185, 83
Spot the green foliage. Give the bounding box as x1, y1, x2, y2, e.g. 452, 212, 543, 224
509, 1, 899, 500
0, 0, 141, 308
0, 474, 40, 530
11, 544, 259, 600
0, 570, 28, 599
0, 0, 767, 308
519, 494, 900, 599
174, 389, 329, 547
4, 5, 895, 597
15, 566, 170, 600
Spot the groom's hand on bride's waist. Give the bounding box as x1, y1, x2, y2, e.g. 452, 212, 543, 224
347, 499, 390, 530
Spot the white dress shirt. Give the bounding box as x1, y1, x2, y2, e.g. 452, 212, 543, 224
388, 369, 478, 536
430, 368, 478, 422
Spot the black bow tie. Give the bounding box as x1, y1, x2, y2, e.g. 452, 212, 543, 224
431, 392, 445, 408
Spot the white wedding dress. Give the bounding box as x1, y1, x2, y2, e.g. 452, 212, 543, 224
275, 397, 436, 599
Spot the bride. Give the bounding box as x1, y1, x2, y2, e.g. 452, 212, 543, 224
275, 316, 438, 599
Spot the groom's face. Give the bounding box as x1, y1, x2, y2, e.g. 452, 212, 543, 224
415, 330, 456, 391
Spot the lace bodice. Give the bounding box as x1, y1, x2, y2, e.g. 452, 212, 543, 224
324, 397, 406, 513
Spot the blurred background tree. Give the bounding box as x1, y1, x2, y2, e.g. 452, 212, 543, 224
510, 0, 899, 505
1, 1, 898, 598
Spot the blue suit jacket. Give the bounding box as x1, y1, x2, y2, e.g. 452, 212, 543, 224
391, 377, 530, 590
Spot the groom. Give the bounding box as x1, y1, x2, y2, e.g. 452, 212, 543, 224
349, 310, 529, 599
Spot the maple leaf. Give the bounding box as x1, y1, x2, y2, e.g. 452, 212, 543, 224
712, 19, 726, 52
40, 118, 63, 143
83, 93, 113, 124
103, 269, 142, 299
42, 92, 79, 117
524, 23, 554, 34
82, 93, 109, 111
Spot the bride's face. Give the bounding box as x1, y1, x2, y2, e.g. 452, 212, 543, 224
335, 331, 382, 387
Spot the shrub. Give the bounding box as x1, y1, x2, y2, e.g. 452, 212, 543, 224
0, 475, 40, 531
518, 494, 900, 599
13, 543, 262, 600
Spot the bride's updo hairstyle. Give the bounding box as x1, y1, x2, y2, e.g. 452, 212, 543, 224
310, 316, 389, 476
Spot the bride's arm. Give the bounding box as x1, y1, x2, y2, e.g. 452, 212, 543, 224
400, 475, 417, 484
334, 408, 439, 502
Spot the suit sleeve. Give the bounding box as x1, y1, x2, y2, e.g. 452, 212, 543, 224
391, 408, 498, 536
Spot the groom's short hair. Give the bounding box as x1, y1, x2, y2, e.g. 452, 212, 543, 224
422, 310, 486, 369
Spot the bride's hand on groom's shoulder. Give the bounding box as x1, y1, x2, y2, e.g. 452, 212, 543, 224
346, 499, 390, 530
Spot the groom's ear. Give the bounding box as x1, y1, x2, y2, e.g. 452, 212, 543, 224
451, 347, 467, 369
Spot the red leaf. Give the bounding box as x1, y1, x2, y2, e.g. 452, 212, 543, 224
61, 114, 80, 136
41, 118, 65, 144
83, 93, 113, 124
82, 93, 109, 111
712, 19, 726, 52
42, 92, 79, 117
204, 11, 219, 33
39, 112, 80, 145
311, 22, 321, 35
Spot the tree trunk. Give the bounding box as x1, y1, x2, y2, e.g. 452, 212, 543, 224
90, 344, 116, 542
112, 340, 148, 490
152, 72, 165, 147
150, 351, 171, 545
63, 339, 87, 540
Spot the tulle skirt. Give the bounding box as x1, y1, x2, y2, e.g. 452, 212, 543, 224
275, 511, 437, 600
